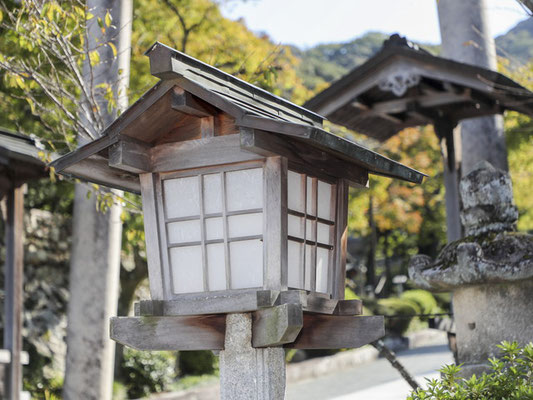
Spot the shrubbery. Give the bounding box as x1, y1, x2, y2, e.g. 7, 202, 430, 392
408, 341, 533, 400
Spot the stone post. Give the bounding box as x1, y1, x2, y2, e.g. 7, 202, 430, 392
219, 313, 286, 400
437, 0, 508, 176
409, 162, 533, 376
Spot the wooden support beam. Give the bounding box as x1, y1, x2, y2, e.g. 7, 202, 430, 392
171, 87, 216, 117
110, 315, 226, 351
285, 315, 384, 349
252, 303, 303, 347
240, 129, 369, 188
152, 134, 264, 172
135, 290, 280, 316
4, 184, 24, 400
108, 136, 152, 173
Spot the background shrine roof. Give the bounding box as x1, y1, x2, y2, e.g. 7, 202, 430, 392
304, 34, 533, 142
52, 42, 427, 187
0, 129, 48, 194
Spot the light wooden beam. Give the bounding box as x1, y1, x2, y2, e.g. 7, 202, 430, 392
110, 315, 226, 351
135, 290, 280, 316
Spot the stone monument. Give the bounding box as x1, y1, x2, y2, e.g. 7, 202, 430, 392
409, 162, 533, 376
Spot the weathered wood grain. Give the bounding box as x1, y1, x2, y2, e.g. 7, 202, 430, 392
136, 290, 279, 316
264, 156, 288, 290
240, 128, 369, 188
152, 134, 263, 172
252, 303, 303, 348
334, 299, 363, 316
171, 87, 216, 117
110, 315, 226, 351
139, 173, 165, 300
286, 315, 384, 349
108, 136, 151, 173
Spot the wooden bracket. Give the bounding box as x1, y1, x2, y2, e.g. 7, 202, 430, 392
108, 135, 152, 173
171, 87, 216, 117
252, 303, 303, 348
277, 290, 362, 316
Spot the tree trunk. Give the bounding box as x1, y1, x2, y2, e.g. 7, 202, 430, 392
437, 0, 508, 176
62, 1, 132, 399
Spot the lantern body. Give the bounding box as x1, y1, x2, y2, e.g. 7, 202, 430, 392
140, 158, 346, 302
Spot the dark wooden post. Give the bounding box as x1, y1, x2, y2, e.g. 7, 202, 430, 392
434, 120, 462, 242
4, 184, 24, 400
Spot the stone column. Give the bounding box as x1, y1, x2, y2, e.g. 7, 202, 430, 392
219, 313, 286, 400
437, 0, 508, 176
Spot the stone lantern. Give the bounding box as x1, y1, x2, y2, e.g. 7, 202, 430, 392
53, 42, 425, 398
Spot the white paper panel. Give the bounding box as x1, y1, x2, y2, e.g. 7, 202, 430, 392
207, 243, 226, 291
203, 174, 222, 214
317, 180, 333, 220
170, 246, 203, 294
288, 215, 304, 238
306, 176, 315, 216
288, 171, 304, 212
164, 177, 200, 219
317, 223, 331, 245
316, 248, 329, 293
228, 213, 263, 238
230, 240, 263, 289
288, 240, 303, 289
167, 220, 201, 244
205, 217, 224, 240
304, 244, 313, 291
306, 219, 315, 241
226, 168, 263, 212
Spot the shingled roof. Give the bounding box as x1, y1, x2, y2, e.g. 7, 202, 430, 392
0, 129, 48, 196
52, 42, 426, 190
304, 34, 533, 142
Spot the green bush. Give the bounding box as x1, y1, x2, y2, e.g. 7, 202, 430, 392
408, 341, 533, 400
178, 351, 217, 376
376, 297, 420, 336
401, 290, 438, 315
121, 348, 176, 399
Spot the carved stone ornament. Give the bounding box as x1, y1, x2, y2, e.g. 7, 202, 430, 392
408, 162, 533, 291
378, 71, 421, 97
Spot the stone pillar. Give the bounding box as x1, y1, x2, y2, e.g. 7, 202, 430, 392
219, 313, 286, 400
437, 0, 508, 176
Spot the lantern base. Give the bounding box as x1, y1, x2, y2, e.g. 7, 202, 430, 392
135, 289, 362, 317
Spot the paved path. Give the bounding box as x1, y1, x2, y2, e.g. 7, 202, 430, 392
286, 343, 454, 400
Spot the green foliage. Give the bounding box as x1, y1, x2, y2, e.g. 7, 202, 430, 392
178, 351, 218, 376
371, 297, 420, 336
401, 290, 438, 315
121, 348, 176, 399
408, 341, 533, 400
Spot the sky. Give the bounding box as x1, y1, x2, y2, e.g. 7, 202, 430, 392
220, 0, 529, 49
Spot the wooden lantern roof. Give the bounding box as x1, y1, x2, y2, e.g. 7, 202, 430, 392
52, 42, 426, 190
304, 34, 533, 142
0, 129, 48, 197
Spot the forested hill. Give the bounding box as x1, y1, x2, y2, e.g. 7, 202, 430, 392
295, 17, 533, 92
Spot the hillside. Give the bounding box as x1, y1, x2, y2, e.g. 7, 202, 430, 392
295, 17, 533, 93
495, 17, 533, 65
